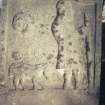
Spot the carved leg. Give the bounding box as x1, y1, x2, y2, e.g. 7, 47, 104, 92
71, 70, 78, 90
19, 79, 24, 90
14, 77, 22, 90
9, 76, 16, 90
13, 77, 17, 90
31, 78, 35, 90
33, 79, 43, 90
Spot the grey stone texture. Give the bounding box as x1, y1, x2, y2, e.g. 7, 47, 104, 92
0, 0, 102, 105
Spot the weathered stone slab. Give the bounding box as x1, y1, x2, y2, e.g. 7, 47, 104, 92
0, 0, 102, 105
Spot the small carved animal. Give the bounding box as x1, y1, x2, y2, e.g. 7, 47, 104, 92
8, 63, 47, 90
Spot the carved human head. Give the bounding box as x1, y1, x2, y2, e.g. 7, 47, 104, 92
12, 51, 23, 62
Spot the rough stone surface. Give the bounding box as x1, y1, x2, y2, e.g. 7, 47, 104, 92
0, 0, 102, 105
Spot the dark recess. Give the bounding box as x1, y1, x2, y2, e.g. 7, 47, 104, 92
100, 1, 105, 103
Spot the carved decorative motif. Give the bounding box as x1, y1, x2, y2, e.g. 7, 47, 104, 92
12, 10, 34, 33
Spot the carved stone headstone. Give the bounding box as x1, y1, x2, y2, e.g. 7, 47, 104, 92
0, 0, 102, 105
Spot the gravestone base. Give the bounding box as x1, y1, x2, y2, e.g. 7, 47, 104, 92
0, 90, 99, 105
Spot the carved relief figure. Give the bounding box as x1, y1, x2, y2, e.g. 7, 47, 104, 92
71, 69, 79, 89
8, 51, 47, 90
71, 1, 96, 89
8, 52, 24, 90
51, 0, 65, 69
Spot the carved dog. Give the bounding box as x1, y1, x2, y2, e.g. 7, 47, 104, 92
8, 62, 47, 90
